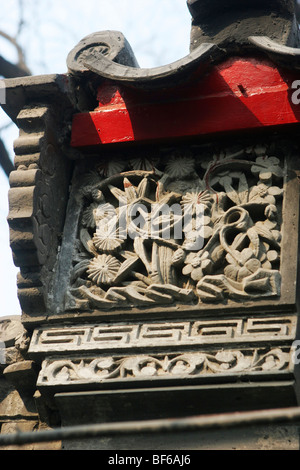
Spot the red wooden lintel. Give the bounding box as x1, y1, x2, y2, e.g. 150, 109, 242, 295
71, 57, 300, 148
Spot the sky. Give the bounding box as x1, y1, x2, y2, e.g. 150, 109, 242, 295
0, 0, 192, 317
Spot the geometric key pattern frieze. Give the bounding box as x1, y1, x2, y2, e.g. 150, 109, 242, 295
29, 316, 296, 356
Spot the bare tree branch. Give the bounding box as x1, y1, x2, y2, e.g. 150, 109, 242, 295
0, 30, 30, 76
0, 138, 14, 177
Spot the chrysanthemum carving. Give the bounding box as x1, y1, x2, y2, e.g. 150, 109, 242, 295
87, 254, 121, 286
82, 201, 116, 230
92, 226, 125, 253
81, 203, 99, 228
130, 156, 159, 171
165, 155, 195, 179
181, 189, 213, 208
97, 160, 126, 177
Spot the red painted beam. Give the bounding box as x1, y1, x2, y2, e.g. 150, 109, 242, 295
71, 57, 300, 147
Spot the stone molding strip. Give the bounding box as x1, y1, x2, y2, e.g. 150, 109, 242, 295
28, 316, 296, 357
37, 346, 292, 388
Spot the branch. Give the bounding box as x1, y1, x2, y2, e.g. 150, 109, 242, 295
0, 138, 14, 177
0, 30, 31, 75
0, 30, 31, 78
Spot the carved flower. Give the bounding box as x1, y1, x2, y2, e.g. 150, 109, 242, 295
82, 170, 101, 187
165, 154, 195, 179
96, 159, 126, 177
122, 356, 161, 377
170, 360, 190, 375
109, 176, 151, 205
251, 156, 283, 182
81, 203, 98, 228
139, 361, 159, 376
214, 351, 238, 370
261, 355, 280, 371
93, 226, 126, 253
182, 251, 213, 281
82, 201, 116, 230
181, 189, 214, 249
182, 213, 213, 250
224, 254, 262, 283
87, 254, 121, 285
181, 189, 214, 209
183, 223, 213, 251
169, 353, 206, 375
130, 156, 159, 171
248, 183, 282, 205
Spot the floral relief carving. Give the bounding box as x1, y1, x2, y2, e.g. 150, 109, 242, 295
65, 143, 284, 311
38, 348, 291, 385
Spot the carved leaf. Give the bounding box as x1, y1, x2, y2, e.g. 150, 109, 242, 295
70, 259, 90, 282
222, 177, 240, 205
80, 228, 97, 256
108, 185, 127, 204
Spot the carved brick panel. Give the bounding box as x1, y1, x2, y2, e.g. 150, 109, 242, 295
49, 138, 300, 320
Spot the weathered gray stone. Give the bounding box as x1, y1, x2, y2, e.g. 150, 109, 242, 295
67, 30, 139, 75
0, 316, 24, 348
3, 361, 38, 394
187, 0, 300, 51
0, 387, 37, 420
